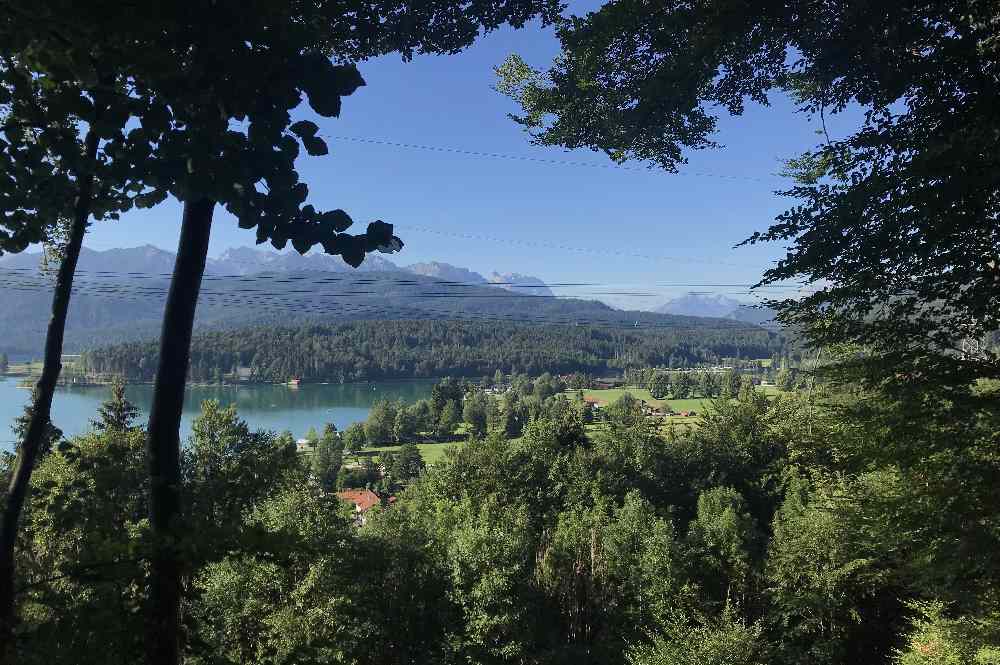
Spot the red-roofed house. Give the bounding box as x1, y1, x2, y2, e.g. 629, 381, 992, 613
336, 489, 381, 525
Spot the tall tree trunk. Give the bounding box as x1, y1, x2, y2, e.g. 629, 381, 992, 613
144, 197, 214, 665
0, 127, 99, 659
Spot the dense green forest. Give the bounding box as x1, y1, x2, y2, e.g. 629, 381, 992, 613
8, 374, 999, 663
79, 319, 785, 383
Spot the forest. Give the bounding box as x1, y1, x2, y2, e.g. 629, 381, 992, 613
8, 370, 1000, 664
78, 320, 785, 383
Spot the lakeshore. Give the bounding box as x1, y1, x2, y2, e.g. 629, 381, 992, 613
0, 376, 434, 451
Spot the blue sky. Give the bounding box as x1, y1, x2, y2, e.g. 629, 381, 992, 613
80, 2, 861, 308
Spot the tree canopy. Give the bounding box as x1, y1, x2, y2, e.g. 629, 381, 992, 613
498, 0, 1000, 393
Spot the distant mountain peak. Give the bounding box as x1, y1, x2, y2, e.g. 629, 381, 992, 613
405, 262, 487, 284
4, 243, 555, 299
656, 293, 747, 318
655, 292, 777, 327
487, 272, 554, 297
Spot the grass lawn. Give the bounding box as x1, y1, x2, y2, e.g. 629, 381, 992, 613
573, 387, 712, 414
575, 387, 667, 407
357, 441, 458, 465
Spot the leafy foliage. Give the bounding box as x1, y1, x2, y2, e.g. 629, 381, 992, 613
498, 0, 1000, 393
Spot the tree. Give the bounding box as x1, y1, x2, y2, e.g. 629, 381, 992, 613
91, 376, 139, 434
366, 400, 397, 445
0, 25, 142, 645
108, 14, 406, 663
183, 401, 299, 537
321, 422, 340, 448
685, 487, 759, 609
393, 405, 419, 444
672, 372, 693, 399
463, 391, 489, 438
10, 392, 63, 459
498, 0, 1000, 394
648, 371, 670, 399
699, 372, 719, 398
720, 371, 739, 400
388, 442, 425, 485
0, 354, 7, 375
895, 601, 1000, 665
431, 377, 465, 419
435, 400, 461, 440
627, 608, 766, 665
18, 425, 149, 663
342, 422, 367, 452
409, 400, 434, 435
312, 428, 343, 492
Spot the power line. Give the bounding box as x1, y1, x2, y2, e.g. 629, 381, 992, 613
0, 265, 810, 292
0, 276, 782, 333
394, 224, 755, 267
324, 135, 780, 184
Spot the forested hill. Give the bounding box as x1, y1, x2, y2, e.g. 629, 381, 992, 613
0, 246, 552, 356
2, 258, 770, 358
80, 319, 784, 383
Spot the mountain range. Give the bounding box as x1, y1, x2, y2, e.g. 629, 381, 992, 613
0, 245, 772, 357
656, 293, 776, 327
0, 245, 555, 297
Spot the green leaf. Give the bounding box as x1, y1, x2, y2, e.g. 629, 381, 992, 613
279, 135, 300, 159
339, 235, 366, 268
306, 90, 341, 118
329, 65, 366, 97
289, 120, 319, 138
134, 190, 168, 209
302, 136, 328, 156
318, 209, 353, 232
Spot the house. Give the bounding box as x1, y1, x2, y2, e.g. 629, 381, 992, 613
236, 366, 253, 381
295, 438, 313, 453
336, 489, 382, 525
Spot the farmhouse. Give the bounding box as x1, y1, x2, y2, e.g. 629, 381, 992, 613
336, 489, 382, 525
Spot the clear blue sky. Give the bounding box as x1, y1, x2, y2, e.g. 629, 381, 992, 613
81, 2, 861, 308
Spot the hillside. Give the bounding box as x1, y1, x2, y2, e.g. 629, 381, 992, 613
0, 246, 564, 355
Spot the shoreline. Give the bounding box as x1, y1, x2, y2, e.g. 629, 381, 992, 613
5, 375, 441, 389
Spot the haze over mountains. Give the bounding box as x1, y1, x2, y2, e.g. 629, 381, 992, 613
0, 246, 770, 357
657, 292, 776, 327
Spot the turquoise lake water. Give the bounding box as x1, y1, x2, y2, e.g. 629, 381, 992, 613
0, 376, 434, 450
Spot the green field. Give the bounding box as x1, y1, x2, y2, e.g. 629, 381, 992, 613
355, 442, 458, 465
575, 387, 712, 413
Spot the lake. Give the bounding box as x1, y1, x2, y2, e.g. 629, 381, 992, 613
0, 377, 434, 450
